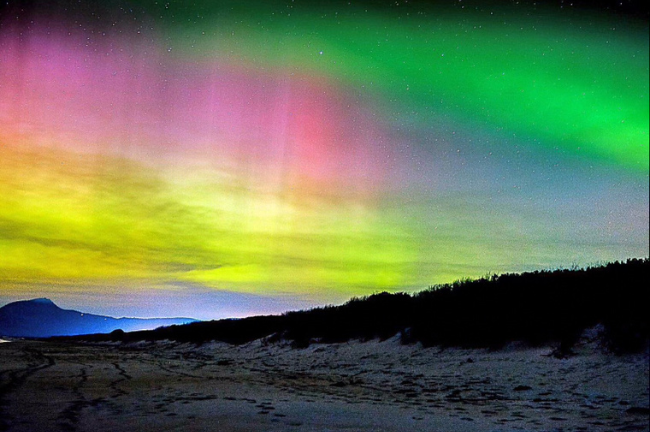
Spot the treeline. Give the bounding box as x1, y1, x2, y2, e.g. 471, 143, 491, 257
60, 258, 649, 352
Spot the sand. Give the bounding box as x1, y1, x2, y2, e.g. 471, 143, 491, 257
0, 336, 648, 432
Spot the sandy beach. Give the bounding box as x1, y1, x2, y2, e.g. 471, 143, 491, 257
0, 336, 648, 432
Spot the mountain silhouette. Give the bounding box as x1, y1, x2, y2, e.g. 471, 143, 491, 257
0, 298, 197, 338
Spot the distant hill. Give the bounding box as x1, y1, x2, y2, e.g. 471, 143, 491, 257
59, 259, 649, 353
0, 298, 198, 338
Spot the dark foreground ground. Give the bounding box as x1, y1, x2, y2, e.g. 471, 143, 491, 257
1, 337, 648, 432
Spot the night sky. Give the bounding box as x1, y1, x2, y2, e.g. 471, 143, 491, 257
0, 0, 648, 320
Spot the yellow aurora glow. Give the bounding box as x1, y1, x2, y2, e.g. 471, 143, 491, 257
0, 1, 647, 319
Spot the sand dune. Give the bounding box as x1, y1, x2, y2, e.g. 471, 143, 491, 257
0, 337, 648, 432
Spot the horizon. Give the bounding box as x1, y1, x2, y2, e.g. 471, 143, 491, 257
1, 0, 648, 321
0, 297, 199, 320
2, 259, 647, 321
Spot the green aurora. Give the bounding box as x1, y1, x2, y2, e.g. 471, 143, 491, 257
0, 0, 647, 319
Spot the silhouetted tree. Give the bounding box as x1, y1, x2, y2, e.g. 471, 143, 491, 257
56, 259, 649, 353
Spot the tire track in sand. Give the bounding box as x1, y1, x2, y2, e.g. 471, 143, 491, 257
0, 345, 56, 431
108, 361, 132, 397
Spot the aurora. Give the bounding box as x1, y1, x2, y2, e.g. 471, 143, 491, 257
0, 0, 647, 319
